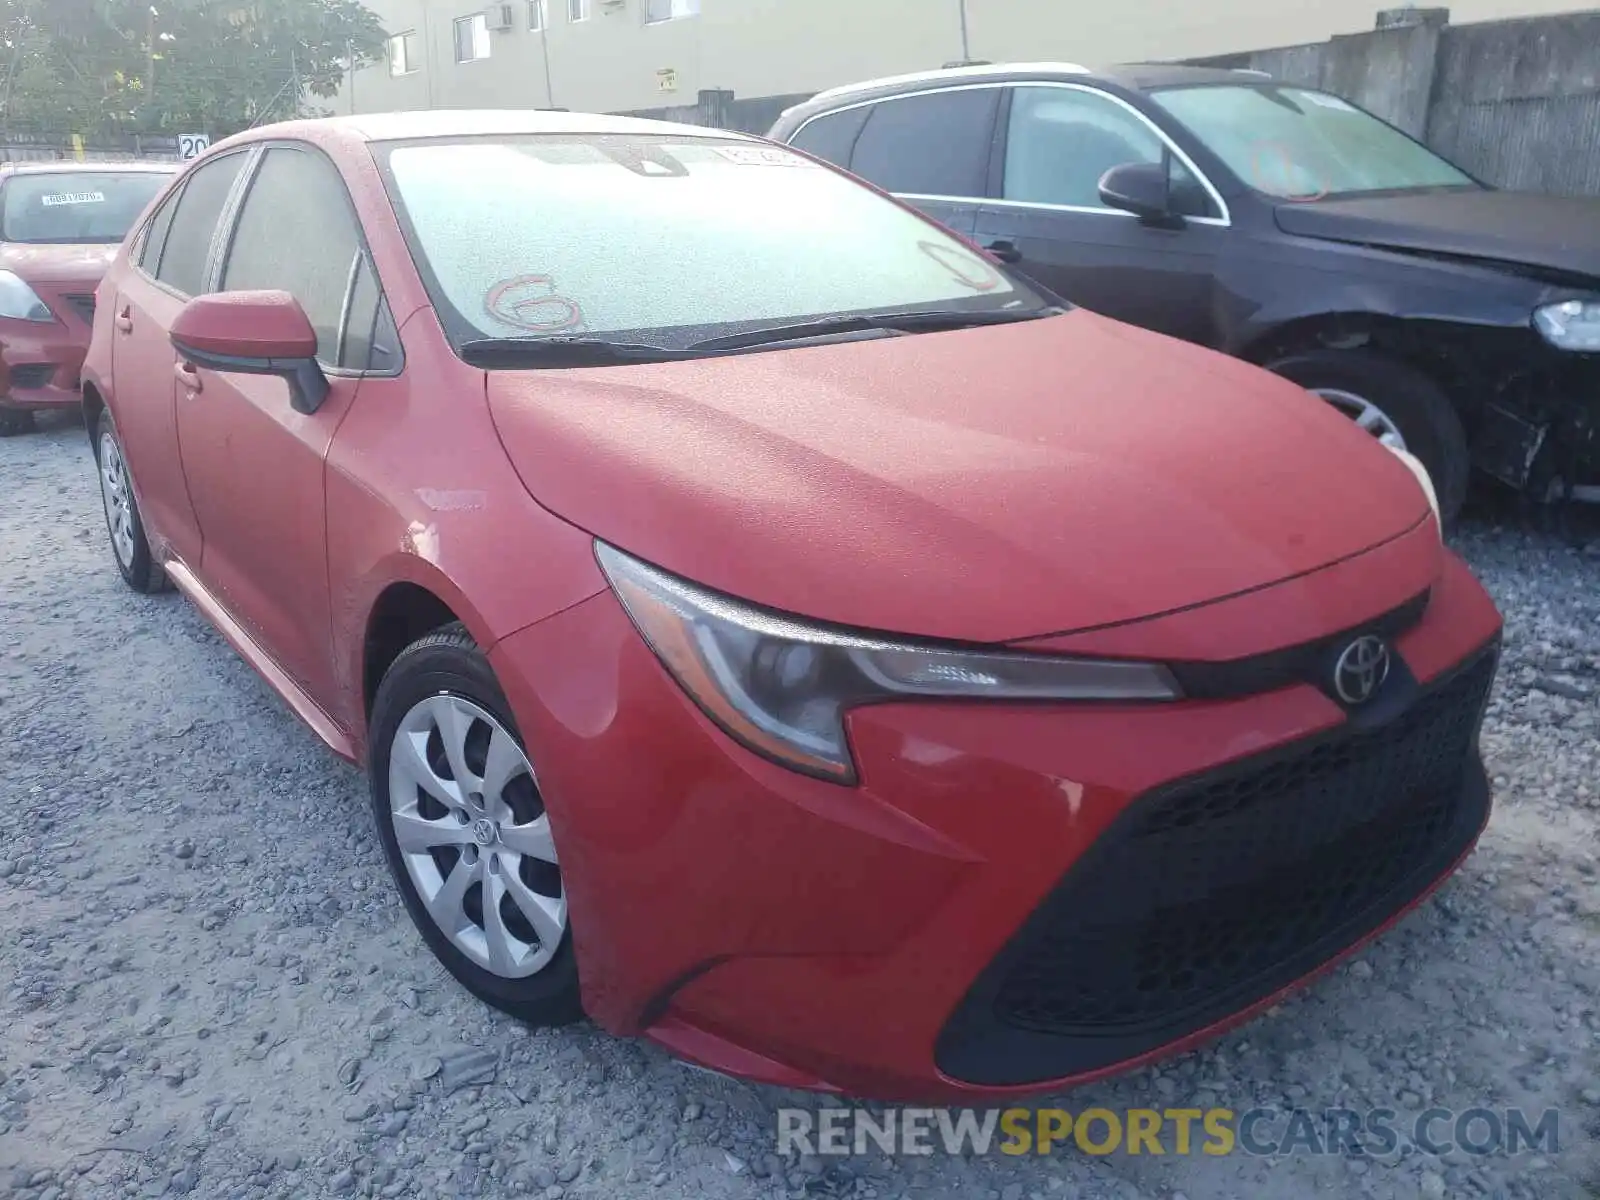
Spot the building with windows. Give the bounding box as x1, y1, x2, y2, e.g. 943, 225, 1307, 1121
339, 0, 1597, 119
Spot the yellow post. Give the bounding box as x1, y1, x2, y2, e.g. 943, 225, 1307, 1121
70, 133, 85, 161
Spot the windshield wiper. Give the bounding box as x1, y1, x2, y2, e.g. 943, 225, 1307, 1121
687, 306, 1066, 352
458, 336, 696, 368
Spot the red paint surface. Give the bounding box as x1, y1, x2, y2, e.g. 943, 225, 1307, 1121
85, 112, 1502, 1100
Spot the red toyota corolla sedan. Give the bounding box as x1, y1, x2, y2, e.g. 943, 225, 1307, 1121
0, 161, 175, 435
84, 110, 1503, 1102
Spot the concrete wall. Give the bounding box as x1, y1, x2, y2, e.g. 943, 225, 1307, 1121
335, 0, 1600, 117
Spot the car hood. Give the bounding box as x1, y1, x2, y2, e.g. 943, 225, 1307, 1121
1273, 188, 1600, 283
486, 310, 1431, 643
0, 241, 118, 283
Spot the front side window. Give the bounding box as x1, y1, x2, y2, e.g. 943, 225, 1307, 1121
454, 14, 490, 62
222, 146, 391, 370
377, 133, 1051, 354
1150, 84, 1477, 199
0, 170, 172, 245
154, 153, 247, 296
848, 88, 1000, 198
389, 31, 421, 76
645, 0, 697, 23
1003, 86, 1216, 217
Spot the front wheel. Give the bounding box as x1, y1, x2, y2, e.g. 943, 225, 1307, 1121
369, 624, 584, 1027
1267, 349, 1470, 528
94, 408, 170, 593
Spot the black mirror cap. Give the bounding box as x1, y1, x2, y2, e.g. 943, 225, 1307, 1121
1098, 161, 1179, 225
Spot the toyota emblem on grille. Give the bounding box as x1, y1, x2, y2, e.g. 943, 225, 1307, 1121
1332, 635, 1391, 706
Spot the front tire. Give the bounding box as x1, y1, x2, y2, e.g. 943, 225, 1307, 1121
369, 624, 584, 1027
94, 408, 169, 593
1267, 349, 1470, 528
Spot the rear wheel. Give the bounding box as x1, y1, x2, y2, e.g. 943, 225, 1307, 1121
0, 408, 35, 437
369, 624, 584, 1027
1267, 348, 1470, 528
95, 408, 169, 593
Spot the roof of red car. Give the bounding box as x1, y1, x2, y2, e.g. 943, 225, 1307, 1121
0, 160, 177, 175
218, 109, 761, 153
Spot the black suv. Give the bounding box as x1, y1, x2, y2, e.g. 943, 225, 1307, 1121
767, 62, 1600, 524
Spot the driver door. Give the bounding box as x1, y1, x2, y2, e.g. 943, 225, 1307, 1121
974, 84, 1228, 347
173, 144, 388, 705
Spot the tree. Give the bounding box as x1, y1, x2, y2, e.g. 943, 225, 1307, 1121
0, 0, 387, 140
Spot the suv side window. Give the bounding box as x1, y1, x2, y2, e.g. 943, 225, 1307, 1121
154, 152, 247, 296
787, 105, 872, 170
221, 145, 396, 371
1004, 86, 1218, 218
848, 88, 1000, 198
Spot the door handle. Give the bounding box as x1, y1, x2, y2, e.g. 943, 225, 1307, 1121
114, 306, 134, 333
984, 239, 1023, 264
174, 361, 203, 393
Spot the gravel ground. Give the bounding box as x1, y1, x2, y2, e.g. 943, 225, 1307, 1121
3, 410, 1599, 1200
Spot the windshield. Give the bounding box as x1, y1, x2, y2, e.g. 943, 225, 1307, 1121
375, 134, 1052, 354
0, 170, 172, 244
1150, 85, 1477, 200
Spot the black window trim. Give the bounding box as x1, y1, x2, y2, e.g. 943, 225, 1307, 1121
210, 138, 404, 379
789, 80, 1232, 227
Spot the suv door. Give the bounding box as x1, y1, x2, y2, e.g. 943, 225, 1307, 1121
787, 86, 1002, 239
173, 143, 396, 706
110, 150, 250, 568
973, 84, 1229, 346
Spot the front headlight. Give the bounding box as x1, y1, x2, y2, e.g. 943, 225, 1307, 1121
1533, 300, 1600, 352
596, 542, 1183, 783
1386, 444, 1440, 535
0, 269, 52, 322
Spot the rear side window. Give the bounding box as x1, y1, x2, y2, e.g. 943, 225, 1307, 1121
137, 184, 183, 274
155, 152, 247, 296
847, 88, 1000, 198
221, 145, 395, 371
787, 105, 872, 169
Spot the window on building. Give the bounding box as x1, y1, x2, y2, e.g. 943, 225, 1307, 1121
568, 0, 589, 21
645, 0, 698, 23
848, 87, 1000, 198
1003, 85, 1216, 216
454, 13, 490, 62
388, 31, 421, 76
528, 0, 545, 31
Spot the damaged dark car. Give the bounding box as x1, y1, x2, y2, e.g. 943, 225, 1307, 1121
768, 63, 1600, 524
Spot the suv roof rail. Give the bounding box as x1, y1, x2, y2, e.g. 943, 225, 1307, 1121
807, 61, 1091, 105
1231, 68, 1274, 77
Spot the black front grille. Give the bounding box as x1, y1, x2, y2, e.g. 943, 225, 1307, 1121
935, 641, 1499, 1086
61, 293, 96, 327
6, 363, 54, 390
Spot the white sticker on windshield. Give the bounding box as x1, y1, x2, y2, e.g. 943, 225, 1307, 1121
712, 146, 814, 168
1300, 92, 1356, 112
41, 191, 107, 207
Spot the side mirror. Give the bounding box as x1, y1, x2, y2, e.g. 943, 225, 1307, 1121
1098, 161, 1184, 229
170, 290, 329, 415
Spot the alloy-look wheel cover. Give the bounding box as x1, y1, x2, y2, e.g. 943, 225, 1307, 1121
1311, 387, 1408, 452
98, 431, 136, 568
388, 694, 567, 979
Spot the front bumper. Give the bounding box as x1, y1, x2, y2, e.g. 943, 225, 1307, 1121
0, 311, 91, 410
489, 545, 1503, 1102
